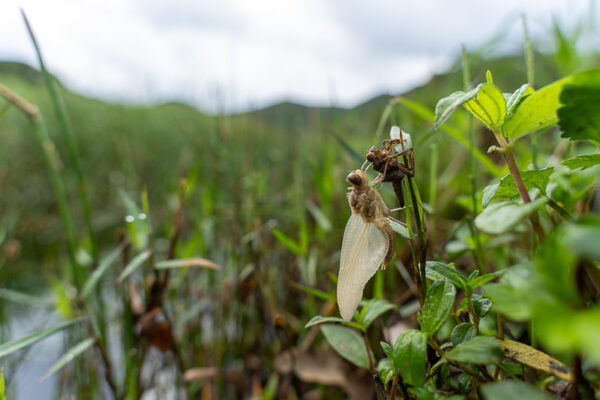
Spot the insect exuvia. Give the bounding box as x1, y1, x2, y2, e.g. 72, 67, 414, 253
337, 168, 394, 320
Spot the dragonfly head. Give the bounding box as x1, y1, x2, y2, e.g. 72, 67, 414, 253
346, 169, 367, 188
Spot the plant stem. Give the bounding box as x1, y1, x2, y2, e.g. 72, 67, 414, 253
467, 294, 480, 334
22, 9, 98, 263
0, 83, 82, 286
428, 340, 489, 384
363, 332, 383, 400
390, 374, 398, 400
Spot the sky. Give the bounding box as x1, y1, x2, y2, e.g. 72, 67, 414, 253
0, 0, 597, 113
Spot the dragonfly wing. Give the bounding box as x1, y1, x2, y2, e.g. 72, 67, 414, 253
337, 214, 389, 320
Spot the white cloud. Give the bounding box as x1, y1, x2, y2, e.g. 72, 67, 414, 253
0, 0, 597, 113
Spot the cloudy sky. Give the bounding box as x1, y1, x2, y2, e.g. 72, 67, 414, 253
0, 0, 597, 113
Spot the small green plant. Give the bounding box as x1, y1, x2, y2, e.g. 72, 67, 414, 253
307, 65, 600, 399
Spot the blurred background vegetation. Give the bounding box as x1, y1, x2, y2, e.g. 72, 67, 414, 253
0, 11, 598, 399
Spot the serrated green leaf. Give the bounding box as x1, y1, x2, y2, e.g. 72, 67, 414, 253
0, 318, 83, 359
41, 337, 95, 381
321, 324, 371, 370
474, 198, 547, 235
451, 323, 477, 346
506, 84, 534, 117
393, 330, 427, 386
433, 85, 483, 129
426, 261, 467, 290
304, 315, 362, 330
480, 381, 553, 400
360, 299, 396, 329
80, 244, 125, 299
420, 280, 456, 336
118, 249, 152, 282
444, 336, 503, 364
561, 154, 600, 169
504, 75, 572, 140
484, 169, 554, 205
464, 84, 507, 132
558, 69, 600, 144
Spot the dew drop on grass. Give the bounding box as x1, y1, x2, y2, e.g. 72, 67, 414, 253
125, 215, 135, 223
138, 213, 147, 220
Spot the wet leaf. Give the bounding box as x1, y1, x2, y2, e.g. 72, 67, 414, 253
321, 324, 371, 370
480, 380, 553, 400
0, 318, 83, 359
499, 339, 572, 381
451, 323, 477, 346
444, 336, 503, 364
41, 337, 95, 381
377, 358, 395, 385
420, 280, 456, 337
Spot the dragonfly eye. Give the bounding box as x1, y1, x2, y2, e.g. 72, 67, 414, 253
347, 171, 363, 186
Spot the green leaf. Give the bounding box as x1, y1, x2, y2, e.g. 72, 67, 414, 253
444, 336, 503, 364
533, 302, 600, 366
381, 342, 394, 364
41, 337, 95, 381
504, 75, 573, 140
560, 215, 600, 262
389, 219, 411, 239
420, 279, 456, 336
472, 296, 492, 319
483, 168, 554, 206
480, 380, 553, 400
561, 154, 600, 169
451, 323, 477, 346
306, 201, 332, 232
290, 283, 335, 302
434, 85, 483, 129
464, 84, 507, 132
0, 367, 4, 400
272, 229, 306, 257
0, 288, 50, 307
360, 299, 397, 329
558, 69, 600, 144
119, 189, 150, 250
481, 183, 500, 208
474, 198, 547, 235
118, 249, 152, 282
506, 84, 534, 117
534, 232, 578, 305
392, 330, 427, 386
377, 358, 395, 385
80, 244, 124, 299
304, 315, 363, 331
426, 261, 467, 290
0, 318, 83, 359
321, 324, 371, 370
467, 270, 504, 290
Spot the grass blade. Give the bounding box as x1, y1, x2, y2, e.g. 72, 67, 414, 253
155, 258, 221, 270
41, 337, 95, 381
0, 318, 83, 359
80, 244, 125, 298
0, 288, 50, 307
118, 249, 152, 283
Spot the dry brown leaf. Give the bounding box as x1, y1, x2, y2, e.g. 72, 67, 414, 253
499, 339, 573, 381
183, 367, 219, 382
